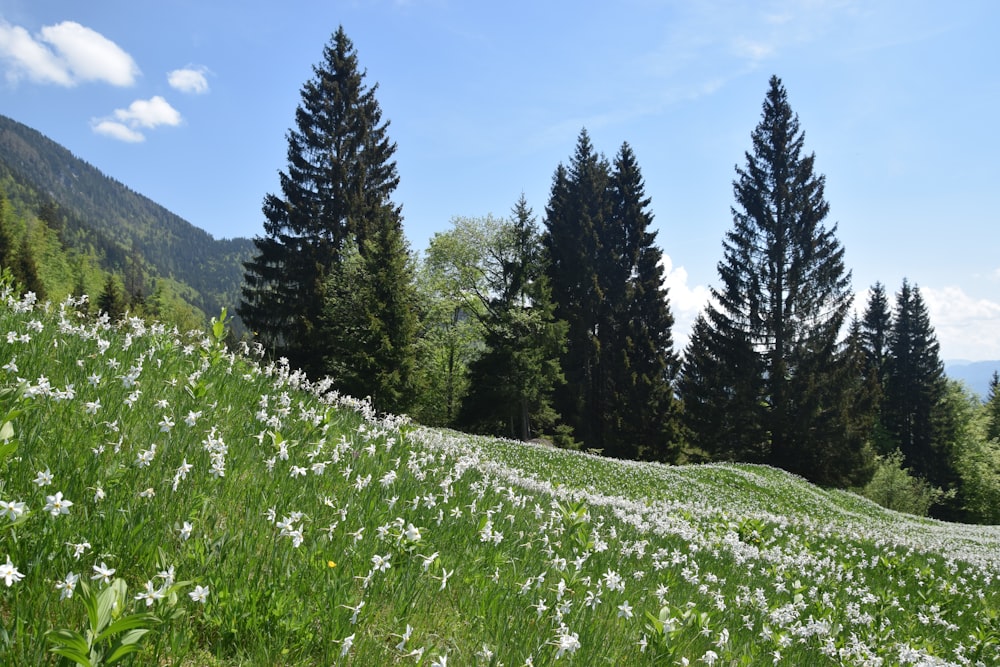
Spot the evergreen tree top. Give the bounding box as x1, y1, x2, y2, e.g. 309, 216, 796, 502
270, 24, 400, 244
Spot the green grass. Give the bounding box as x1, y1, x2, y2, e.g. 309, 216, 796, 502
1, 288, 999, 666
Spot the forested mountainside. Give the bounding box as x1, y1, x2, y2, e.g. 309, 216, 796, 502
0, 114, 253, 323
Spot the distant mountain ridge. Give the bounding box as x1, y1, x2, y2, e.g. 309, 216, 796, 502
944, 360, 999, 399
0, 113, 254, 323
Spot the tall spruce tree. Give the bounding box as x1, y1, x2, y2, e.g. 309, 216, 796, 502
608, 143, 681, 461
543, 130, 611, 450
680, 312, 768, 462
842, 318, 879, 472
883, 280, 950, 486
543, 130, 681, 458
859, 282, 895, 452
679, 75, 861, 486
985, 371, 1000, 443
0, 195, 44, 299
239, 26, 401, 378
861, 283, 893, 386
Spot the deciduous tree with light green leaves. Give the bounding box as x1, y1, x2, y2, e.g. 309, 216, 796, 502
458, 196, 567, 442
411, 217, 490, 427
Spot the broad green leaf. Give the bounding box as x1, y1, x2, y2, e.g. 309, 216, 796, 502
105, 644, 140, 665
95, 585, 118, 633
47, 646, 93, 667
95, 613, 158, 644
105, 633, 149, 665
45, 628, 90, 655
79, 582, 100, 637
115, 627, 151, 647
0, 439, 15, 459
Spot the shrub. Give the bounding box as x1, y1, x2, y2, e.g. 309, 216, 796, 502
859, 449, 952, 516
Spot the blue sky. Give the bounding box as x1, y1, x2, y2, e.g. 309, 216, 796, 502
1, 0, 998, 361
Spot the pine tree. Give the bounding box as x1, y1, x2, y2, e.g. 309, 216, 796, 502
0, 195, 44, 299
14, 241, 45, 300
239, 26, 401, 377
679, 75, 859, 485
861, 283, 893, 387
841, 318, 879, 470
858, 282, 895, 452
125, 243, 146, 311
0, 194, 13, 269
608, 143, 681, 461
680, 314, 767, 462
985, 371, 1000, 443
321, 210, 417, 415
883, 280, 950, 485
543, 132, 682, 458
459, 196, 566, 441
97, 274, 127, 320
37, 201, 64, 237
543, 130, 611, 450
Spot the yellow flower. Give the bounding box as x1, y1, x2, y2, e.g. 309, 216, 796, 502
327, 560, 337, 568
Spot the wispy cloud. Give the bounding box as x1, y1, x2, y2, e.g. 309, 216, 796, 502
732, 37, 775, 63
637, 0, 865, 104
92, 95, 182, 142
91, 120, 144, 143
0, 20, 139, 86
168, 65, 210, 94
922, 286, 1000, 361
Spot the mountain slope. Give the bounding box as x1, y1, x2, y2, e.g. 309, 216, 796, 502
0, 113, 253, 322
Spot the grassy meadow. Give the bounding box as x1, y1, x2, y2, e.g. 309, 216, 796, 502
1, 286, 999, 666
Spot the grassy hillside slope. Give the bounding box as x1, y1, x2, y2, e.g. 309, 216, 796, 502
1, 285, 998, 666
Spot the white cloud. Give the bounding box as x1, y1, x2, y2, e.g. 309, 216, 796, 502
0, 21, 72, 85
168, 65, 210, 94
922, 286, 1000, 361
112, 96, 181, 128
92, 120, 144, 143
0, 20, 138, 86
92, 95, 182, 142
661, 254, 713, 350
40, 21, 139, 86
